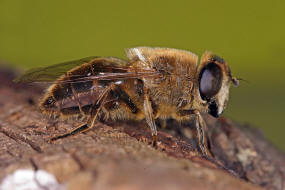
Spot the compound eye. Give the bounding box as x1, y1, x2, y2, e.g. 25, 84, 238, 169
199, 63, 223, 100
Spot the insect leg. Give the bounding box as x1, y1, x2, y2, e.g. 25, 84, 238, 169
49, 83, 113, 142
178, 109, 211, 156
143, 86, 158, 147
178, 110, 237, 176
49, 123, 89, 141
193, 110, 211, 156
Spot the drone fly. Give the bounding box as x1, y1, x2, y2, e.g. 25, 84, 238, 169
15, 47, 239, 156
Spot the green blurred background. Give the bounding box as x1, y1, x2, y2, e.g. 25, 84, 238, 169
0, 0, 284, 150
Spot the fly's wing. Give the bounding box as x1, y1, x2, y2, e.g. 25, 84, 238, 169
15, 56, 158, 84
14, 56, 128, 83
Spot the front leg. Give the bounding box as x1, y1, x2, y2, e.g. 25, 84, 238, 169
178, 110, 239, 176
193, 110, 211, 156
178, 109, 211, 156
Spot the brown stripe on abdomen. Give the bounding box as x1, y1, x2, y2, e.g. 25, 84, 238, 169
42, 84, 104, 115
111, 86, 139, 114
52, 83, 73, 101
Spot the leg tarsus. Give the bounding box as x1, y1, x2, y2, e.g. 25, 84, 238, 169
202, 154, 239, 177
49, 123, 90, 142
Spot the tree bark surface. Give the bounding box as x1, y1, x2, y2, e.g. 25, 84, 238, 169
0, 68, 284, 190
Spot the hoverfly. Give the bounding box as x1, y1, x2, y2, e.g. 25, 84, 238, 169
15, 47, 239, 156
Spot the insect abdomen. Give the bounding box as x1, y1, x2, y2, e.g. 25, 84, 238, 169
40, 57, 142, 118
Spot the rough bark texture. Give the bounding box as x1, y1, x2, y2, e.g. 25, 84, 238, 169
0, 67, 284, 190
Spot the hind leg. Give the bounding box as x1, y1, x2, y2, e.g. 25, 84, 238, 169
49, 83, 114, 142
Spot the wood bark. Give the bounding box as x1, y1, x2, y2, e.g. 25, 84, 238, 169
0, 67, 284, 190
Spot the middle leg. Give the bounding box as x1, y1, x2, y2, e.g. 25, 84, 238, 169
143, 85, 158, 147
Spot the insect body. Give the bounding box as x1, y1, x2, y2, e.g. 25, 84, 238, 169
15, 47, 238, 156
